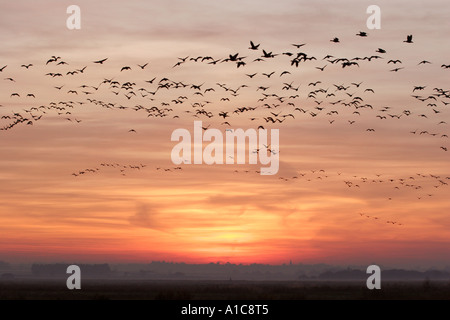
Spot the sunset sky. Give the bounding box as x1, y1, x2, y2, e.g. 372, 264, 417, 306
1, 0, 449, 268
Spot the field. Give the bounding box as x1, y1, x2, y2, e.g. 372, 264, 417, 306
1, 279, 449, 300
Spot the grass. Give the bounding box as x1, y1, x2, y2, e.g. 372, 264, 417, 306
1, 279, 449, 300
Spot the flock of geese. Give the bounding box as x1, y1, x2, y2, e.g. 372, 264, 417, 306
1, 31, 449, 227
71, 163, 185, 177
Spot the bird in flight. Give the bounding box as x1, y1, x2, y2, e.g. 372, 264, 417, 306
249, 41, 260, 50
404, 35, 413, 43
262, 71, 275, 78
262, 50, 276, 58
93, 58, 108, 64
413, 86, 426, 92
46, 56, 61, 64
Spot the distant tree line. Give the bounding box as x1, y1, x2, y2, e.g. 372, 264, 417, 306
316, 268, 450, 280
31, 263, 111, 277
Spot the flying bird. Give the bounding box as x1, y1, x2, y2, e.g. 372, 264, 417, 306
262, 71, 275, 78
404, 35, 413, 43
93, 58, 108, 64
249, 41, 260, 50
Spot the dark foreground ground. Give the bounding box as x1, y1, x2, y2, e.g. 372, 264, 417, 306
1, 279, 449, 300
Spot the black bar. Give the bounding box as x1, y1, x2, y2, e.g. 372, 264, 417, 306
1, 300, 448, 319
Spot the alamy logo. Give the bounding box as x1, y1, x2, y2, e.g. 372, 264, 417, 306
66, 5, 81, 30
66, 265, 81, 290
171, 121, 279, 175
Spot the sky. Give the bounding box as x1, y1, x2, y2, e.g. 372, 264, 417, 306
0, 0, 449, 268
